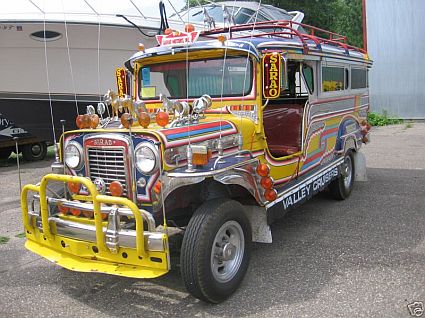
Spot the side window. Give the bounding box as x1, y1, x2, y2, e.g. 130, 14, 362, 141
302, 64, 314, 94
322, 66, 345, 92
351, 68, 368, 89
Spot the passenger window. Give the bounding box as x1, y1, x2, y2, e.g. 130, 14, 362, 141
302, 64, 314, 94
351, 68, 368, 89
322, 66, 345, 92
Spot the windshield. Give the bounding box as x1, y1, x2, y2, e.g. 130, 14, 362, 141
138, 56, 253, 100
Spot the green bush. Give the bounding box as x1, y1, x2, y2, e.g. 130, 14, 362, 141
367, 111, 403, 126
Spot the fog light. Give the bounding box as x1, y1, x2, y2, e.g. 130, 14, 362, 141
68, 181, 81, 194
109, 181, 124, 197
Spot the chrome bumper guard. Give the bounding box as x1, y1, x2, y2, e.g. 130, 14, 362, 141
22, 174, 168, 257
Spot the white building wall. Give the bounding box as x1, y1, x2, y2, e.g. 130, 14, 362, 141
367, 0, 425, 119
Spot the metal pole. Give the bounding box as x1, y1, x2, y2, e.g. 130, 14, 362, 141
362, 0, 368, 52
13, 137, 22, 193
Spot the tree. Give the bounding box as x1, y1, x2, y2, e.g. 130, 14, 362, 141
186, 0, 364, 48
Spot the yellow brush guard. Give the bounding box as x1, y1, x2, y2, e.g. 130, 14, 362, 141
21, 174, 170, 278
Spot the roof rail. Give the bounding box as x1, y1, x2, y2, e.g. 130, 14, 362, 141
201, 20, 366, 55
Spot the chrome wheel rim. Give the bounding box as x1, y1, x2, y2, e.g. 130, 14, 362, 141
342, 156, 353, 189
210, 220, 245, 283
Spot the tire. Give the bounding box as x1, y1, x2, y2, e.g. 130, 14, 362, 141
180, 199, 251, 303
22, 142, 47, 161
329, 150, 355, 200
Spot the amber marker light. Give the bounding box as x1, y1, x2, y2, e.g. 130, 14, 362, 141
264, 189, 277, 202
120, 113, 133, 129
101, 213, 108, 220
109, 180, 124, 197
68, 181, 81, 194
155, 111, 169, 127
164, 28, 173, 35
76, 114, 84, 129
218, 34, 226, 44
81, 114, 91, 129
138, 111, 151, 128
185, 23, 195, 32
138, 43, 145, 52
260, 176, 274, 189
256, 163, 270, 177
83, 210, 94, 218
89, 114, 99, 129
58, 205, 69, 215
70, 201, 82, 216
153, 180, 162, 195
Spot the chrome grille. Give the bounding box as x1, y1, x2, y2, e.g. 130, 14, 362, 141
87, 147, 128, 196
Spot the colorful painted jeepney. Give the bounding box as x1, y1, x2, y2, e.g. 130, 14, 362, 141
21, 20, 372, 303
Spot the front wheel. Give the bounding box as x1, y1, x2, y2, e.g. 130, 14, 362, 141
180, 199, 251, 303
329, 150, 355, 200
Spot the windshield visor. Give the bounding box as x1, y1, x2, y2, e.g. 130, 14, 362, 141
138, 56, 253, 100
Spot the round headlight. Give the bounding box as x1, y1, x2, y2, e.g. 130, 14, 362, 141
64, 142, 83, 170
135, 143, 158, 174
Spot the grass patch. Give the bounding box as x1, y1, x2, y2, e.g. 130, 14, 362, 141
368, 111, 403, 126
0, 236, 10, 244
404, 122, 413, 129
15, 232, 26, 238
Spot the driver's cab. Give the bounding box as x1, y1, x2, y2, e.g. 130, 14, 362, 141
261, 52, 316, 183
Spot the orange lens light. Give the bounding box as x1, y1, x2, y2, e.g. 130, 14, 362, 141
67, 181, 81, 194
58, 205, 69, 215
164, 28, 173, 35
76, 115, 84, 129
82, 210, 94, 218
155, 111, 169, 127
101, 212, 108, 220
138, 43, 145, 52
218, 34, 226, 44
264, 189, 277, 202
192, 153, 209, 165
89, 114, 99, 129
120, 113, 133, 129
70, 207, 81, 217
153, 180, 162, 195
81, 114, 91, 129
256, 163, 270, 177
109, 181, 124, 197
185, 24, 195, 32
260, 176, 274, 189
137, 111, 151, 128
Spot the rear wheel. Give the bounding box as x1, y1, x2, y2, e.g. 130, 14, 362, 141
22, 142, 47, 161
180, 199, 251, 303
329, 150, 355, 200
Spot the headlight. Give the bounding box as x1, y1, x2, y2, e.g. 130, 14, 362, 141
64, 141, 83, 170
135, 142, 158, 174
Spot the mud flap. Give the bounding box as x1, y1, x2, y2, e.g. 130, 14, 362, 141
353, 150, 367, 181
243, 205, 272, 243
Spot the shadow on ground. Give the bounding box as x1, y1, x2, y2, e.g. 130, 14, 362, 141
1, 167, 424, 317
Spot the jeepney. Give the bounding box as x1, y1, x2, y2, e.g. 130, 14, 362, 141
21, 20, 372, 303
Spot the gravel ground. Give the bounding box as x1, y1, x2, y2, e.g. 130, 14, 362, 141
0, 123, 424, 318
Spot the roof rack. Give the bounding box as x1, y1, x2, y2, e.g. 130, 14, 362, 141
201, 20, 366, 55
